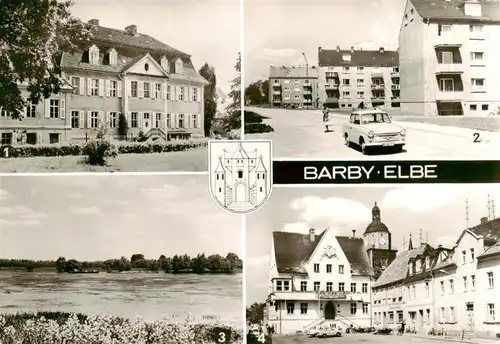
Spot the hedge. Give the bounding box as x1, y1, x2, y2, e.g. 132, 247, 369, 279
244, 123, 274, 134
0, 139, 208, 158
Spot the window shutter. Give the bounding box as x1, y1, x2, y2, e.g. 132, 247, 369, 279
137, 112, 143, 128
128, 81, 132, 97
79, 111, 84, 129
60, 99, 65, 119
86, 111, 91, 128
99, 111, 104, 126
87, 78, 92, 95
44, 99, 50, 118
171, 86, 175, 100
106, 112, 110, 127
79, 78, 84, 95
37, 133, 42, 144
127, 112, 132, 128
198, 87, 202, 102
99, 79, 104, 97
12, 132, 17, 143
21, 104, 27, 118
138, 81, 144, 98
106, 80, 111, 97
117, 81, 122, 98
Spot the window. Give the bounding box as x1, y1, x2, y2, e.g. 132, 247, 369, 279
482, 104, 489, 111
109, 112, 117, 128
357, 91, 364, 98
49, 133, 59, 144
26, 101, 36, 118
342, 92, 350, 98
109, 81, 117, 97
487, 304, 495, 322
351, 283, 357, 293
143, 82, 150, 98
273, 79, 279, 84
449, 279, 454, 294
90, 111, 99, 128
440, 307, 446, 322
49, 99, 60, 118
462, 250, 467, 264
470, 24, 482, 33
91, 79, 99, 96
192, 114, 198, 128
131, 81, 138, 97
471, 275, 476, 290
339, 265, 344, 274
71, 111, 79, 128
463, 276, 468, 291
180, 87, 185, 101
300, 303, 308, 314
339, 282, 345, 291
192, 88, 198, 102
314, 264, 319, 273
471, 79, 485, 92
362, 283, 368, 293
425, 282, 430, 297
440, 281, 445, 295
357, 67, 364, 72
343, 79, 350, 85
470, 52, 484, 64
26, 133, 36, 145
326, 282, 333, 291
300, 281, 307, 292
1, 133, 12, 145
89, 45, 99, 64
449, 307, 456, 322
363, 303, 368, 314
488, 272, 494, 289
314, 282, 320, 291
276, 280, 283, 291
343, 67, 350, 72
357, 78, 364, 85
438, 51, 453, 64
439, 78, 454, 92
178, 114, 185, 128
143, 112, 150, 128
350, 302, 357, 314
286, 302, 294, 314
283, 280, 290, 291
131, 112, 138, 128
109, 49, 117, 66
438, 24, 452, 36
71, 77, 80, 94
167, 86, 172, 100
470, 104, 477, 110
326, 264, 332, 273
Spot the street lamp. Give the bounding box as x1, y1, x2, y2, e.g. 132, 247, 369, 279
268, 292, 283, 335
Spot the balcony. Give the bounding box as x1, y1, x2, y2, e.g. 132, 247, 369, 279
436, 91, 464, 101
391, 71, 400, 78
326, 97, 339, 103
371, 96, 386, 101
272, 83, 281, 88
269, 290, 369, 302
391, 84, 400, 90
272, 90, 281, 95
435, 63, 463, 75
391, 96, 400, 102
325, 72, 339, 79
371, 84, 385, 90
325, 84, 339, 90
303, 83, 312, 88
371, 71, 384, 78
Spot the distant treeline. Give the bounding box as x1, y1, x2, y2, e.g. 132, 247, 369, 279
0, 253, 243, 274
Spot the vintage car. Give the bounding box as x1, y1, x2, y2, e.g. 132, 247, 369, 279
316, 322, 345, 338
342, 109, 406, 154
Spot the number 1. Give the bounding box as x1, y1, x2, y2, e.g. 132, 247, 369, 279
3, 147, 8, 158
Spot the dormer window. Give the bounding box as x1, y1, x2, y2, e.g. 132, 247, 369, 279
416, 259, 421, 272
160, 56, 170, 71
108, 48, 117, 66
425, 257, 430, 269
175, 58, 184, 74
89, 45, 99, 65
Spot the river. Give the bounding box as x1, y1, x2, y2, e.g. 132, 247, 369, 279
0, 271, 243, 327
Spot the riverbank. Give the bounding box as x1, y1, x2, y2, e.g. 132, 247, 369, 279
0, 311, 243, 344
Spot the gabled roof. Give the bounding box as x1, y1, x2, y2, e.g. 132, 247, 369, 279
409, 0, 500, 23
318, 48, 398, 67
255, 156, 267, 173
272, 230, 373, 276
479, 241, 500, 260
269, 66, 318, 79
469, 217, 500, 246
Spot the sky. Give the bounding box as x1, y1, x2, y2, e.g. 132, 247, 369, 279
71, 0, 240, 94
246, 184, 500, 303
0, 175, 242, 261
244, 0, 405, 85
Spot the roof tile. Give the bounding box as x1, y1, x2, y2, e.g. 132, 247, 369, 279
318, 49, 398, 67
410, 0, 500, 23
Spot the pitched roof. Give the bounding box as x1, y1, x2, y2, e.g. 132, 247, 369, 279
409, 0, 500, 23
272, 230, 373, 276
373, 249, 413, 287
479, 241, 500, 259
269, 66, 318, 79
318, 48, 399, 67
469, 217, 500, 245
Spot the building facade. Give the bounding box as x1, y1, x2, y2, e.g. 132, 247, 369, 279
317, 46, 400, 110
265, 203, 397, 335
399, 0, 500, 116
0, 19, 208, 145
268, 66, 319, 109
372, 215, 500, 340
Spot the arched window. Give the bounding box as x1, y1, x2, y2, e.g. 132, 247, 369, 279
238, 170, 243, 179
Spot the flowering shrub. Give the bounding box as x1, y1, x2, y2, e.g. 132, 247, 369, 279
0, 312, 243, 344
82, 139, 118, 166
0, 139, 208, 158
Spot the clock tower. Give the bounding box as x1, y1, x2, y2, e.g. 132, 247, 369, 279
363, 202, 398, 278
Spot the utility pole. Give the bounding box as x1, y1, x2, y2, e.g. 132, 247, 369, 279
487, 195, 492, 220
492, 200, 496, 219
466, 198, 470, 229
302, 52, 309, 108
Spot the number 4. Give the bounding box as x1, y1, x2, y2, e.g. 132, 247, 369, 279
258, 333, 266, 343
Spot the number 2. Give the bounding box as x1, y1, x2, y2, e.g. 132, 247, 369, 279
473, 133, 481, 143
258, 333, 266, 343
3, 147, 8, 158
218, 332, 226, 343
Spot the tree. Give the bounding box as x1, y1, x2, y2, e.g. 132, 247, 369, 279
0, 0, 93, 119
245, 82, 263, 105
227, 53, 241, 113
118, 113, 128, 139
261, 79, 269, 103
246, 302, 266, 325
198, 63, 217, 136
55, 257, 66, 273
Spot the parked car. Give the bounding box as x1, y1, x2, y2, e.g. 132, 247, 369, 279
305, 326, 321, 337
316, 322, 345, 338
342, 109, 406, 154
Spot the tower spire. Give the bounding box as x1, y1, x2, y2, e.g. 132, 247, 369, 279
408, 233, 413, 250
372, 201, 381, 222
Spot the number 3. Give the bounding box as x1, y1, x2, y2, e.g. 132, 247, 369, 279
258, 333, 266, 343
3, 147, 8, 158
218, 332, 226, 343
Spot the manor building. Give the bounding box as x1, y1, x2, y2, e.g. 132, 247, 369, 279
265, 203, 397, 334
0, 19, 208, 145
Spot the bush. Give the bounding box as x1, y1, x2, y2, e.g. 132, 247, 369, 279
244, 110, 267, 124
0, 140, 208, 158
82, 139, 118, 166
244, 123, 274, 134
0, 312, 243, 344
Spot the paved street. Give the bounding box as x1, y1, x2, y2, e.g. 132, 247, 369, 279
245, 107, 500, 160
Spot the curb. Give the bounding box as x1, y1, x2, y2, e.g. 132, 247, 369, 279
410, 334, 496, 344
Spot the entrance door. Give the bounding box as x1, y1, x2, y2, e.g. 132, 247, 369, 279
155, 113, 161, 128
235, 183, 246, 202
466, 303, 474, 330
324, 301, 336, 320
143, 112, 151, 130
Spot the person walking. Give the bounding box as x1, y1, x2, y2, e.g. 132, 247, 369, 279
322, 105, 331, 132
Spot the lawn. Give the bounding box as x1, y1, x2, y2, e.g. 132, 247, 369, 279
394, 116, 500, 133
0, 146, 208, 172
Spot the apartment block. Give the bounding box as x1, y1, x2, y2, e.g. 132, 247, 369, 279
268, 66, 319, 109
317, 46, 400, 110
0, 19, 208, 145
399, 0, 500, 116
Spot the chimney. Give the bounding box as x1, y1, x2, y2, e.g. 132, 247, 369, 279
350, 46, 355, 53
336, 46, 340, 52
463, 0, 482, 16
88, 19, 99, 26
309, 228, 316, 242
352, 230, 356, 238
318, 46, 322, 52
438, 244, 443, 249
379, 47, 385, 53
481, 216, 488, 224
125, 24, 137, 36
